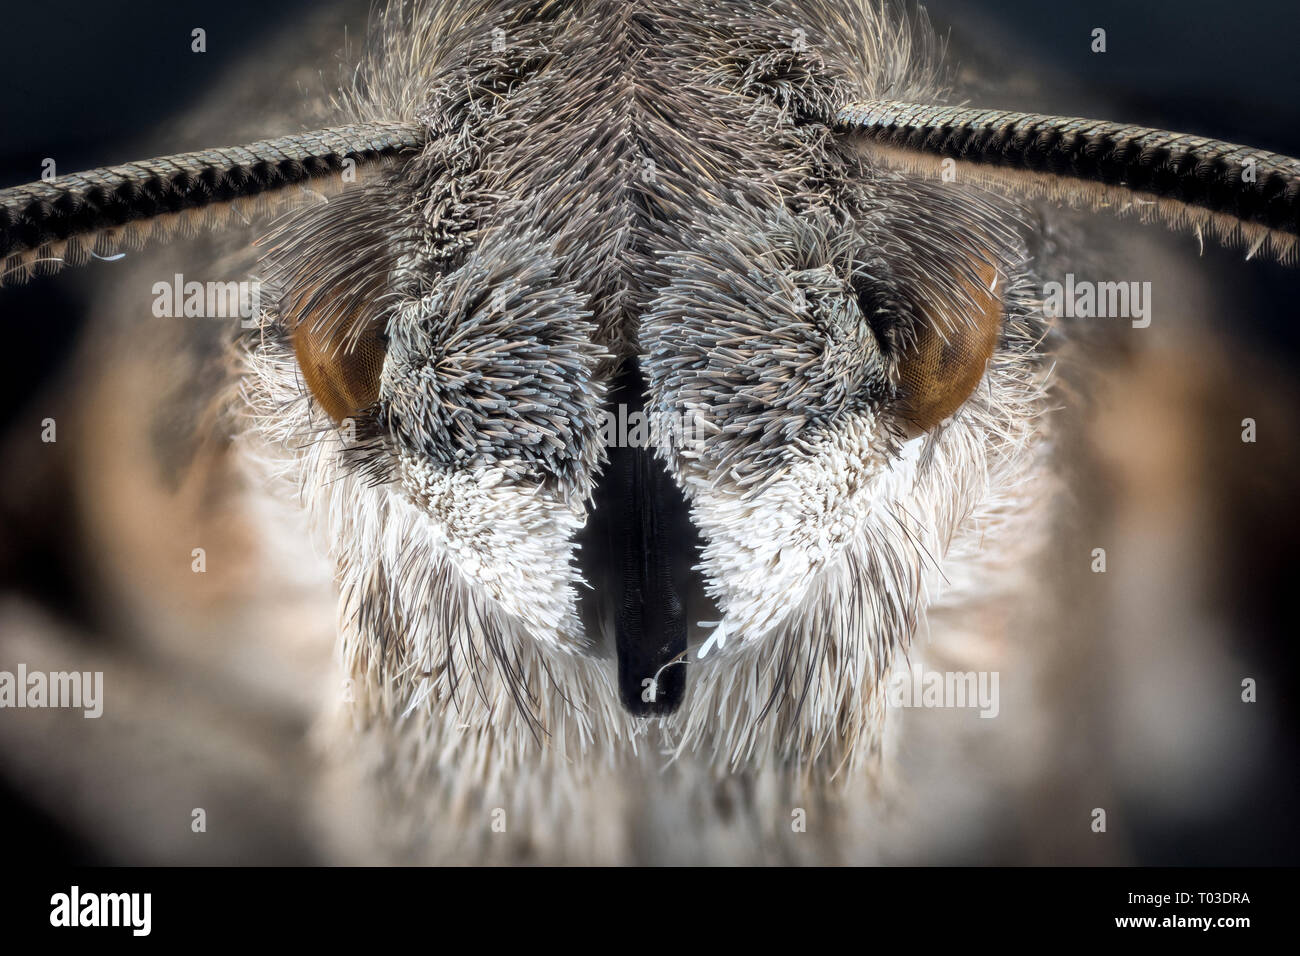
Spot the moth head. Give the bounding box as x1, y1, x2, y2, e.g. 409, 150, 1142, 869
2, 9, 1296, 744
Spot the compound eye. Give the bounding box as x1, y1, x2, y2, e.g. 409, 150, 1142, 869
893, 257, 1003, 434
287, 283, 387, 424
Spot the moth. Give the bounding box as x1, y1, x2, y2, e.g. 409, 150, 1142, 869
0, 0, 1294, 864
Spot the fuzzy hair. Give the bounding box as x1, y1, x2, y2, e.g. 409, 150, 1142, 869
234, 0, 1056, 858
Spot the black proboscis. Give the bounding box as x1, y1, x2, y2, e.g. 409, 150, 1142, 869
577, 360, 693, 716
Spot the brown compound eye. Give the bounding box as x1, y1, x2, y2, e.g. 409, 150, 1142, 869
287, 281, 388, 425
893, 257, 1003, 434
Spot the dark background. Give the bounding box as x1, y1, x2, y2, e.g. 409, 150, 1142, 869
0, 0, 323, 433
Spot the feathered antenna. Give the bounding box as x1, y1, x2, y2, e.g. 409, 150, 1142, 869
0, 123, 425, 286
835, 100, 1300, 262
